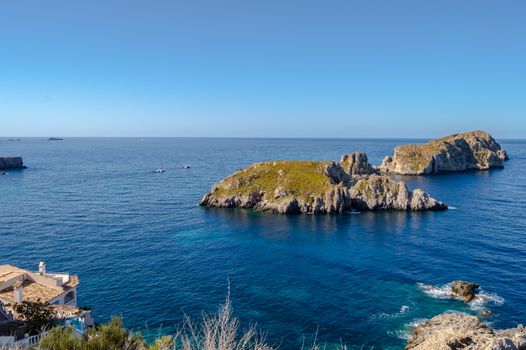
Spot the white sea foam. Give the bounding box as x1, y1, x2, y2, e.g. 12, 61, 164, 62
469, 291, 505, 311
370, 305, 410, 320
417, 282, 453, 299
406, 318, 429, 329
388, 318, 429, 340
387, 329, 411, 340
417, 282, 505, 309
448, 206, 458, 210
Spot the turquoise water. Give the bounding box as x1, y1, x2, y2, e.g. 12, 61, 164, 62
1, 138, 525, 349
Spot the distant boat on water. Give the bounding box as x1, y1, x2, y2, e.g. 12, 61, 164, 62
183, 165, 191, 169
156, 163, 166, 173
47, 137, 64, 141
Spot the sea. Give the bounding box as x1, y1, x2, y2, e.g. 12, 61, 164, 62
1, 137, 525, 349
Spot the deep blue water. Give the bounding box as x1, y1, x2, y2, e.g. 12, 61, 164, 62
1, 137, 525, 350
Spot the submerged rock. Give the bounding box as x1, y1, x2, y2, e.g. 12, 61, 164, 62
451, 280, 480, 302
380, 130, 508, 175
0, 157, 25, 170
199, 154, 446, 214
406, 313, 526, 350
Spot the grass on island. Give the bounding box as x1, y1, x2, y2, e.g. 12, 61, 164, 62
212, 161, 334, 202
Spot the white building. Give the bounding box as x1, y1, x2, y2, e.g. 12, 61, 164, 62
0, 262, 79, 308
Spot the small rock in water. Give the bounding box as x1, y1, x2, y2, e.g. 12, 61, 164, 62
451, 280, 480, 302
479, 309, 492, 318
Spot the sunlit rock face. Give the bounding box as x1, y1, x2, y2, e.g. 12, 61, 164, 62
405, 313, 526, 350
380, 130, 509, 175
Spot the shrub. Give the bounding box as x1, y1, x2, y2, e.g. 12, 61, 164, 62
13, 301, 55, 335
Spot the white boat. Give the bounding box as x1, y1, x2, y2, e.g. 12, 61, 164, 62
156, 163, 166, 173
183, 165, 191, 169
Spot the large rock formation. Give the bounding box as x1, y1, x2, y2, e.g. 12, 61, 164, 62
380, 131, 508, 175
199, 152, 447, 214
406, 313, 526, 350
340, 152, 377, 177
350, 175, 446, 211
0, 157, 25, 170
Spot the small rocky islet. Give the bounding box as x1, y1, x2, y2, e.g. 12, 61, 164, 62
0, 156, 25, 170
200, 130, 508, 214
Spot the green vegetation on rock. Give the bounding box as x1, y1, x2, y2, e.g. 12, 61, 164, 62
212, 161, 333, 202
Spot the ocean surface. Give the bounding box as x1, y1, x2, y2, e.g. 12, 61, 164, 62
1, 137, 525, 349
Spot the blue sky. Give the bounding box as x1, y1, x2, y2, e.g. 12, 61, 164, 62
0, 0, 525, 138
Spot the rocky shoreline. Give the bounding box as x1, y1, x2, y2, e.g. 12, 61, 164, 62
406, 313, 526, 350
407, 280, 525, 349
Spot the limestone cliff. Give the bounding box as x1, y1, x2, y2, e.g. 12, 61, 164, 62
0, 157, 25, 170
380, 131, 508, 175
406, 313, 526, 350
199, 152, 446, 214
350, 175, 446, 211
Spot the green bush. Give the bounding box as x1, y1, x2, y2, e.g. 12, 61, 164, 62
38, 296, 346, 350
39, 317, 143, 350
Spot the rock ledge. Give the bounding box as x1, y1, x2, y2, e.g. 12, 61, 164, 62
406, 313, 526, 350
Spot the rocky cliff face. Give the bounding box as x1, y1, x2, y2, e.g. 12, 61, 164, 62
380, 131, 508, 175
340, 152, 378, 177
199, 152, 447, 214
406, 313, 526, 350
0, 157, 25, 170
349, 175, 446, 211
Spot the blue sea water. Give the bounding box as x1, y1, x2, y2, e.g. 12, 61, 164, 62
1, 137, 525, 350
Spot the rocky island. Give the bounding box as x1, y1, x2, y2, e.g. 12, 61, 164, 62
0, 157, 26, 170
380, 130, 508, 175
406, 313, 526, 350
200, 152, 447, 214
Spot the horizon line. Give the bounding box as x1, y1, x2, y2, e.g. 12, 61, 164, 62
1, 135, 525, 141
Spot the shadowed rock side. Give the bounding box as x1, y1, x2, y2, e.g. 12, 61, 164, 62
380, 130, 509, 175
0, 157, 25, 170
199, 152, 447, 214
405, 313, 526, 350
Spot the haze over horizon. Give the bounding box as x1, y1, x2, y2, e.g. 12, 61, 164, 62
1, 0, 525, 138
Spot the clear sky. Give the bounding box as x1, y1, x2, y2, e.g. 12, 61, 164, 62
1, 0, 525, 138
